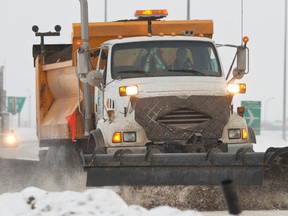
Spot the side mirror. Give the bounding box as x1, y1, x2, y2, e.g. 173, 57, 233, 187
86, 70, 103, 88
233, 46, 247, 79
237, 46, 246, 71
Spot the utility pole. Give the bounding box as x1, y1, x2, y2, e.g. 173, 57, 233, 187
187, 0, 190, 20
104, 0, 107, 22
0, 66, 4, 113
284, 0, 287, 141
27, 89, 31, 127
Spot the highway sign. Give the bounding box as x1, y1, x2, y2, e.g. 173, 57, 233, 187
7, 97, 26, 114
241, 101, 261, 135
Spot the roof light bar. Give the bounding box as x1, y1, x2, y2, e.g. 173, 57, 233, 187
135, 9, 168, 18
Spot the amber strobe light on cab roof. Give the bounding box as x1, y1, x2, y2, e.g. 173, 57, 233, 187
119, 86, 139, 96
227, 83, 246, 94
135, 9, 168, 18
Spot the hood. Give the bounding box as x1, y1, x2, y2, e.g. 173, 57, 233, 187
115, 76, 227, 98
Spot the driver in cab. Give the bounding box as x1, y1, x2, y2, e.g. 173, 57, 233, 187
173, 48, 193, 70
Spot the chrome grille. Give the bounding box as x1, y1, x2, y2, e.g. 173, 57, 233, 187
156, 108, 212, 129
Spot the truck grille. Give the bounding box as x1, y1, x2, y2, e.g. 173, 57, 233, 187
156, 109, 212, 129
135, 95, 230, 141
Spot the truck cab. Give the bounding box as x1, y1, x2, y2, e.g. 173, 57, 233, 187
90, 35, 253, 154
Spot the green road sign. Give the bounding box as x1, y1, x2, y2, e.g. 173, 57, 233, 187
241, 100, 261, 135
7, 97, 26, 114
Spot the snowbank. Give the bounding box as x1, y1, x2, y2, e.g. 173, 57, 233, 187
0, 187, 201, 216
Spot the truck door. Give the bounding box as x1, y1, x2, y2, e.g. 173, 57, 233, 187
95, 48, 108, 122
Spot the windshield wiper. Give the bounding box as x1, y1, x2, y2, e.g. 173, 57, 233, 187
168, 69, 206, 76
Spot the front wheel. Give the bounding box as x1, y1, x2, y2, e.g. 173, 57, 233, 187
89, 129, 107, 154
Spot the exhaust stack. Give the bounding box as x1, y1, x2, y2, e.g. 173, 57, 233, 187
78, 0, 93, 136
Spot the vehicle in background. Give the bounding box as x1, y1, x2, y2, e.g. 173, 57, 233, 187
0, 66, 18, 148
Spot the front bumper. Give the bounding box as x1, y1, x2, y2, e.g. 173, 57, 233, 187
227, 143, 254, 153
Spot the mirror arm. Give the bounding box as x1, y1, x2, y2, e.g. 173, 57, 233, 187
225, 52, 237, 80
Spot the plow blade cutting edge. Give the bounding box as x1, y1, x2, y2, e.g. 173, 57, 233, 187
85, 152, 268, 186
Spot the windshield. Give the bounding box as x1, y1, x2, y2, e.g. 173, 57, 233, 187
111, 41, 221, 79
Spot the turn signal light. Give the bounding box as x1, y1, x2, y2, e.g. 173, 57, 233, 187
227, 83, 246, 94
242, 128, 248, 140
119, 86, 138, 96
112, 132, 122, 143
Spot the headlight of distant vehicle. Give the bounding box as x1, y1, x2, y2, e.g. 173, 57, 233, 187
3, 132, 18, 147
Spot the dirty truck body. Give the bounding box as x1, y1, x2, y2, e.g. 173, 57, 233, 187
33, 4, 287, 186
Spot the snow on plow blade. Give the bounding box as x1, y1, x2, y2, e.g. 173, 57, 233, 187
85, 152, 267, 186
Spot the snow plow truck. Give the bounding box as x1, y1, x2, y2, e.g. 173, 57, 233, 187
28, 0, 288, 186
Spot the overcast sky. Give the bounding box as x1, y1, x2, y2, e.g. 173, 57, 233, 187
0, 0, 286, 125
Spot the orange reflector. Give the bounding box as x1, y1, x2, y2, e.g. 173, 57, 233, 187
243, 36, 249, 44
112, 132, 122, 143
242, 128, 248, 140
135, 9, 168, 18
237, 106, 245, 116
75, 40, 82, 46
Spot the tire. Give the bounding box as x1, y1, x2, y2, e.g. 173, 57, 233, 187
89, 129, 107, 154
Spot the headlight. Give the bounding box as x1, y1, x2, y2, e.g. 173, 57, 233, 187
227, 83, 246, 94
119, 86, 138, 96
123, 132, 136, 142
228, 128, 248, 140
228, 129, 241, 139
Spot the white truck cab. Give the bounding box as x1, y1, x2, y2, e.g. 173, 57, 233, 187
89, 35, 254, 154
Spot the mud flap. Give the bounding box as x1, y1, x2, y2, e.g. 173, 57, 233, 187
85, 152, 266, 186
